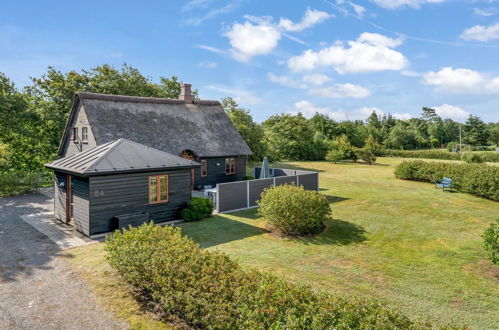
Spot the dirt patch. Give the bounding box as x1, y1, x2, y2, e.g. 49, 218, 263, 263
462, 260, 499, 281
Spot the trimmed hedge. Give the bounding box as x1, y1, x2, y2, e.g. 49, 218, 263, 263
105, 222, 437, 329
394, 160, 499, 201
258, 184, 330, 236
383, 149, 499, 162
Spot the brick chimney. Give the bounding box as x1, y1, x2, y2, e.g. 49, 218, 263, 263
179, 83, 193, 103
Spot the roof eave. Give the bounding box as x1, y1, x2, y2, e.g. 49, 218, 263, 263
45, 164, 200, 177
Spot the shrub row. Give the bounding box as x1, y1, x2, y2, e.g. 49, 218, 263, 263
394, 160, 499, 201
383, 149, 499, 162
105, 223, 435, 329
0, 171, 51, 197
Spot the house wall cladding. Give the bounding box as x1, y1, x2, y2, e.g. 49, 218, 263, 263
89, 169, 192, 235
216, 168, 319, 213
193, 155, 246, 188
53, 172, 90, 236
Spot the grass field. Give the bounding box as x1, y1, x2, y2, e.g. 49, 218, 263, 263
67, 157, 499, 329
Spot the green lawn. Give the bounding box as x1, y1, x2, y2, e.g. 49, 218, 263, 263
180, 157, 499, 329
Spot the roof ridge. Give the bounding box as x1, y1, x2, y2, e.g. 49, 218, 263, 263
77, 92, 221, 106
84, 139, 124, 173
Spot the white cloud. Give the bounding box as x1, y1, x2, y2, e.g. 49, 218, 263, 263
349, 2, 366, 18
371, 0, 445, 10
460, 23, 499, 42
224, 9, 332, 62
205, 84, 262, 105
267, 73, 307, 88
290, 102, 412, 121
433, 104, 470, 120
182, 0, 242, 26
267, 72, 331, 88
422, 67, 499, 94
393, 113, 413, 120
198, 60, 217, 68
292, 100, 332, 117
358, 106, 384, 117
302, 73, 331, 86
278, 8, 333, 32
401, 70, 421, 77
309, 83, 370, 98
196, 44, 228, 55
224, 20, 281, 62
474, 7, 496, 17
288, 32, 408, 73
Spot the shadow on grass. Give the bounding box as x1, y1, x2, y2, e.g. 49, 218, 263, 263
324, 195, 350, 204
298, 219, 367, 246
181, 211, 268, 249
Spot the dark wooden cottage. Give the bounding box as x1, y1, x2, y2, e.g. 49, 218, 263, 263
45, 138, 200, 236
58, 84, 252, 188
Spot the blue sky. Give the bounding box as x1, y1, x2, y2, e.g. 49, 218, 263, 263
1, 0, 499, 122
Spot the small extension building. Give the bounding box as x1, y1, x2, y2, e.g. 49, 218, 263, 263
45, 139, 200, 236
58, 84, 251, 188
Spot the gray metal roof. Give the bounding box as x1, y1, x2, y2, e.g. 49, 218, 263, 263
46, 138, 200, 176
59, 92, 252, 157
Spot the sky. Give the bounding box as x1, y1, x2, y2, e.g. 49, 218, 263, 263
1, 0, 499, 123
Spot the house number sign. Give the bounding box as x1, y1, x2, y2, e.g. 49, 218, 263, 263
94, 190, 105, 197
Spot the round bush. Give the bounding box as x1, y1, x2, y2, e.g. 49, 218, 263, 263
359, 149, 377, 165
258, 184, 330, 236
461, 152, 484, 164
180, 197, 213, 222
325, 149, 343, 163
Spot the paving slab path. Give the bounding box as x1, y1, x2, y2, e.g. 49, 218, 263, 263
0, 193, 127, 330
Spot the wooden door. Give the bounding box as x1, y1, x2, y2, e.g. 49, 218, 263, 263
65, 174, 73, 223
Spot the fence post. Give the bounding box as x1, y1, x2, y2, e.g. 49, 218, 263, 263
246, 181, 250, 208
216, 184, 220, 213
297, 174, 300, 187
273, 177, 276, 186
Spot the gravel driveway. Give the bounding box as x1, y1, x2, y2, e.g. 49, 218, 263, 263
0, 193, 127, 329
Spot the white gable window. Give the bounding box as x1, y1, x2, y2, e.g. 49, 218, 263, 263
82, 127, 88, 143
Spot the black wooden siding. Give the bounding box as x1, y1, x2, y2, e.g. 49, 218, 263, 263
193, 155, 246, 188
53, 172, 90, 236
88, 169, 192, 235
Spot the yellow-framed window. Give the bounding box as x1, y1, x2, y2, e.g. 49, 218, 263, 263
148, 174, 169, 204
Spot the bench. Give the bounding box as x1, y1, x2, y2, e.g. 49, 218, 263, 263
435, 177, 452, 192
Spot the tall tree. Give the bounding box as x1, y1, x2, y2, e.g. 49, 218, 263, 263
0, 73, 49, 171
263, 113, 322, 160
487, 122, 499, 146
463, 115, 489, 146
421, 107, 437, 121
221, 97, 266, 161
309, 113, 338, 140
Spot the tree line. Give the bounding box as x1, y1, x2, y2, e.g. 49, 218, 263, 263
0, 63, 498, 176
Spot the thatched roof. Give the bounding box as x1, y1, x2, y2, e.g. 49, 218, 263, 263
59, 92, 252, 158
47, 138, 199, 176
